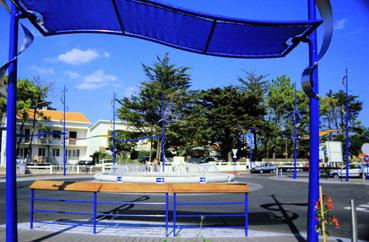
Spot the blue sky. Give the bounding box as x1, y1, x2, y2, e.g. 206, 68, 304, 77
0, 0, 368, 126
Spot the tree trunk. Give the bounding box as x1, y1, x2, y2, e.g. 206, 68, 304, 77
16, 118, 26, 160
253, 131, 258, 161
26, 107, 39, 162
149, 126, 153, 162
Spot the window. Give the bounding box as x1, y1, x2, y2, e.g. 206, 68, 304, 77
72, 150, 80, 158
67, 150, 72, 158
69, 131, 77, 145
69, 131, 77, 139
52, 130, 62, 139
52, 149, 60, 157
24, 129, 30, 142
38, 148, 46, 157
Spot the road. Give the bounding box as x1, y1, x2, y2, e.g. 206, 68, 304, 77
0, 173, 368, 241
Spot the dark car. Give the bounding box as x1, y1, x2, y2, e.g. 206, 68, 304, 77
251, 163, 277, 173
202, 156, 226, 163
139, 156, 150, 163
78, 160, 95, 165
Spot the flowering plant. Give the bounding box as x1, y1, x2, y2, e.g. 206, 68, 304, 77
315, 189, 339, 238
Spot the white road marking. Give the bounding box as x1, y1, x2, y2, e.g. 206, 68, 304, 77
344, 203, 369, 213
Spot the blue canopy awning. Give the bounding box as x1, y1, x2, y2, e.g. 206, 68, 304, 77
14, 0, 322, 58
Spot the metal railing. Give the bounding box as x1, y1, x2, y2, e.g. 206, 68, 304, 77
30, 189, 248, 237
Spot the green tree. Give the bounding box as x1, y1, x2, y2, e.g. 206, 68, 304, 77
117, 54, 191, 161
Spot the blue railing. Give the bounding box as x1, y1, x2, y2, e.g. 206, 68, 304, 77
173, 192, 248, 236
30, 189, 248, 237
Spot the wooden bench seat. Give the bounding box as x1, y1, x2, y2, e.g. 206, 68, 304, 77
30, 180, 248, 194
30, 180, 102, 192
171, 183, 248, 193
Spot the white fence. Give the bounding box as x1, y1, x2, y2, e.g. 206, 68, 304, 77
15, 160, 310, 175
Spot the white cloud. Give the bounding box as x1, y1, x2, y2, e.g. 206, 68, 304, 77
77, 69, 117, 90
57, 48, 110, 65
64, 70, 81, 79
334, 18, 348, 30
124, 86, 138, 97
29, 65, 54, 75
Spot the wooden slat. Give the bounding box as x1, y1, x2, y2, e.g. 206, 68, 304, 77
30, 180, 101, 192
63, 182, 102, 192
30, 180, 65, 190
100, 183, 170, 193
170, 183, 248, 193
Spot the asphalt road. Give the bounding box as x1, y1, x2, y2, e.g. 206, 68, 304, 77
0, 174, 368, 241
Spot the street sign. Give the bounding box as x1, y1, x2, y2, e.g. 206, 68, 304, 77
361, 143, 369, 155
232, 149, 238, 159
364, 155, 369, 163
325, 141, 343, 163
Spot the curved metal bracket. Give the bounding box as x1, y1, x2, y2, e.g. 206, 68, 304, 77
0, 24, 34, 97
301, 63, 319, 98
315, 0, 334, 60
301, 0, 333, 98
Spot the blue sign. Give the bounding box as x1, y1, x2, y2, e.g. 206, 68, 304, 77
200, 177, 206, 183
117, 176, 123, 182
246, 133, 254, 149
364, 155, 369, 162
156, 177, 165, 183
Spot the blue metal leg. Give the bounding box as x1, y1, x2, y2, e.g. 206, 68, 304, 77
307, 0, 319, 241
30, 189, 34, 229
6, 3, 19, 242
173, 193, 177, 237
244, 193, 248, 236
63, 85, 66, 176
93, 192, 97, 234
165, 193, 169, 237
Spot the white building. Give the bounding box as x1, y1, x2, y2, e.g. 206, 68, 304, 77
0, 113, 151, 167
87, 120, 150, 156
1, 109, 90, 166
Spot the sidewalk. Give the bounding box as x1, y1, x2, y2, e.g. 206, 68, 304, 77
269, 175, 369, 185
0, 221, 355, 242
0, 174, 94, 183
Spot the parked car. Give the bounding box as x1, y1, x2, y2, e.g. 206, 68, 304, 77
279, 162, 304, 172
251, 163, 277, 173
202, 156, 226, 163
78, 160, 94, 165
139, 156, 150, 163
187, 157, 204, 164
330, 163, 369, 179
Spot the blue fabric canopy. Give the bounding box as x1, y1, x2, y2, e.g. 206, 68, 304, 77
14, 0, 321, 58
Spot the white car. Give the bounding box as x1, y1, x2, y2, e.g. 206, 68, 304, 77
330, 163, 369, 179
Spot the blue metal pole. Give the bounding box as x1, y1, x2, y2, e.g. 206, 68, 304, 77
112, 92, 116, 166
165, 193, 169, 237
244, 192, 248, 236
173, 193, 177, 237
345, 68, 349, 182
293, 81, 298, 179
93, 192, 97, 234
307, 0, 320, 241
30, 189, 34, 229
249, 129, 253, 169
6, 4, 19, 242
161, 94, 165, 172
63, 85, 66, 176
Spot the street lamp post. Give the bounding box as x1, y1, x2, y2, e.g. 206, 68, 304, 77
344, 68, 349, 182
293, 81, 298, 179
112, 92, 116, 167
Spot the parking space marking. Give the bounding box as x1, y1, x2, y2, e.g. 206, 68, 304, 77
344, 202, 369, 213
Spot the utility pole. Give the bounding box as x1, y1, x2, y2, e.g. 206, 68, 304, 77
344, 68, 349, 182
